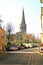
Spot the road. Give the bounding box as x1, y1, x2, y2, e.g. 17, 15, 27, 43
0, 47, 43, 65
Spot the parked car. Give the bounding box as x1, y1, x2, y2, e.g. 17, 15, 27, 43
17, 45, 24, 50
25, 44, 32, 48
6, 46, 18, 51
32, 43, 39, 48
9, 46, 18, 51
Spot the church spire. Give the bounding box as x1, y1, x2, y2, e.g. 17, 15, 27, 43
20, 8, 26, 33
21, 8, 25, 24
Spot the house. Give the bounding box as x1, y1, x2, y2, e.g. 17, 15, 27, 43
0, 27, 6, 51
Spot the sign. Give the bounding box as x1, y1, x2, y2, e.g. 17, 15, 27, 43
39, 44, 43, 52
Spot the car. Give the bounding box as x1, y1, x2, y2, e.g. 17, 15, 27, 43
32, 43, 39, 48
17, 45, 24, 50
6, 46, 18, 51
25, 44, 32, 48
9, 46, 18, 51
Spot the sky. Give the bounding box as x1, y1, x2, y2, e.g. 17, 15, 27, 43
0, 0, 42, 37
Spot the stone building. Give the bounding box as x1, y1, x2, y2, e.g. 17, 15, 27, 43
40, 0, 43, 3
40, 1, 43, 43
0, 27, 6, 50
6, 8, 40, 45
13, 8, 34, 44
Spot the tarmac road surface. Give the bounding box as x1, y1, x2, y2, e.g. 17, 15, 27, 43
0, 48, 43, 65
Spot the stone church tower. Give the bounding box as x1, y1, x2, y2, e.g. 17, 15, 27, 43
20, 8, 26, 33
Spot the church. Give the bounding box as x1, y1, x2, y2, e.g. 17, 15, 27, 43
6, 8, 41, 45
8, 8, 35, 45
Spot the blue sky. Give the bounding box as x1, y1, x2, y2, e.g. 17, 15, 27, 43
0, 0, 41, 37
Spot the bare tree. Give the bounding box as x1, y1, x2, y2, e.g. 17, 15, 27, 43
6, 23, 13, 44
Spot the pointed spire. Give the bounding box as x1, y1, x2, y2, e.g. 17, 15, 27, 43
21, 8, 25, 24
20, 8, 26, 33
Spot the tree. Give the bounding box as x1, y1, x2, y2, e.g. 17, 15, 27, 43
33, 35, 36, 43
6, 23, 13, 44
